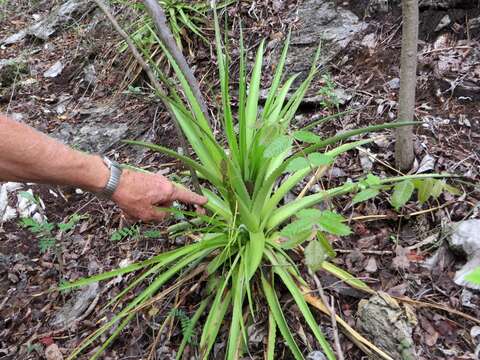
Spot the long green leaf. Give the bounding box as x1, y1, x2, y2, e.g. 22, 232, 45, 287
200, 288, 232, 358
321, 262, 374, 293
262, 31, 291, 118
227, 264, 246, 359
245, 231, 265, 280
213, 10, 240, 167
267, 183, 356, 231
238, 24, 248, 174
244, 39, 265, 151
266, 309, 277, 360
176, 297, 210, 360
302, 122, 419, 155
266, 249, 336, 360
261, 274, 304, 360
68, 249, 212, 359
59, 240, 211, 291
125, 140, 224, 190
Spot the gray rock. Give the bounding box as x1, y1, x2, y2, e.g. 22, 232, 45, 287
43, 61, 64, 78
386, 77, 400, 90
468, 16, 480, 30
448, 220, 480, 256
1, 0, 92, 45
282, 0, 367, 93
419, 0, 477, 9
302, 87, 352, 105
368, 0, 390, 13
435, 15, 451, 31
415, 154, 435, 173
83, 64, 97, 85
357, 293, 417, 359
361, 33, 377, 50
446, 220, 480, 290
2, 30, 27, 45
51, 282, 99, 328
53, 120, 129, 154
307, 351, 327, 360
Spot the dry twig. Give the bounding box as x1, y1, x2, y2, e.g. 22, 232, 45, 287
143, 0, 212, 126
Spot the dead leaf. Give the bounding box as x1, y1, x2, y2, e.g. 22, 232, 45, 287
406, 251, 424, 262
392, 245, 410, 270
387, 282, 407, 297
40, 336, 54, 346
364, 257, 378, 273
420, 317, 439, 347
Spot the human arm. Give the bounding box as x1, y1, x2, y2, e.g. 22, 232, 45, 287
0, 114, 206, 221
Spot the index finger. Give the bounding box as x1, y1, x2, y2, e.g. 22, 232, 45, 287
171, 185, 208, 206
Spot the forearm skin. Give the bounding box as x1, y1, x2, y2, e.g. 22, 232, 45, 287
0, 114, 109, 193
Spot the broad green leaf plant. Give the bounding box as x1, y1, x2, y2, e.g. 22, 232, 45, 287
60, 12, 457, 360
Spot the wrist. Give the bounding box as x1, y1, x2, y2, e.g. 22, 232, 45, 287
79, 154, 111, 193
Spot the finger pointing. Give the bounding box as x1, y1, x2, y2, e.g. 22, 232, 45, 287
172, 185, 207, 206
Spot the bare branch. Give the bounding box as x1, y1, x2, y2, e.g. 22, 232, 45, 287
143, 0, 212, 126
92, 0, 202, 193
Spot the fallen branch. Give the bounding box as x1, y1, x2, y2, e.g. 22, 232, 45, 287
143, 0, 212, 126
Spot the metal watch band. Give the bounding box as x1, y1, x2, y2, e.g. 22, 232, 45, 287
99, 156, 122, 199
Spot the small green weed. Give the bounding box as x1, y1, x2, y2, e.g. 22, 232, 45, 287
169, 308, 195, 344
19, 214, 86, 253
18, 191, 42, 206
110, 226, 162, 241
317, 74, 340, 109
110, 225, 140, 241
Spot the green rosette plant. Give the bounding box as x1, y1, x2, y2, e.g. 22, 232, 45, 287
60, 12, 457, 360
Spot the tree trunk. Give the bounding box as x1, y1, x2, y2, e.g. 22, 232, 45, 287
395, 0, 418, 171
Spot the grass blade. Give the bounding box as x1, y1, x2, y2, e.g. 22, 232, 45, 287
125, 139, 224, 189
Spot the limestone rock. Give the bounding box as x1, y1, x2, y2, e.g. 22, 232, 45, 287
357, 293, 417, 359
51, 282, 99, 328
1, 0, 92, 45
419, 0, 478, 9
448, 219, 480, 256
282, 0, 367, 94
446, 219, 480, 290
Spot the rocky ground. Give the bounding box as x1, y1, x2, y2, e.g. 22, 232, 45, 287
0, 0, 479, 359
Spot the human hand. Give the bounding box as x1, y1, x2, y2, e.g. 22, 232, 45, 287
111, 169, 207, 222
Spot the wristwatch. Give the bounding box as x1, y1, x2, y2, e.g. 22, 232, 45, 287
98, 156, 123, 199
